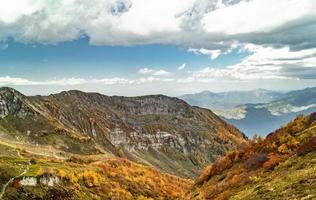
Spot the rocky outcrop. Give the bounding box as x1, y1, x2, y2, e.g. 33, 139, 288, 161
0, 87, 28, 118
20, 174, 60, 187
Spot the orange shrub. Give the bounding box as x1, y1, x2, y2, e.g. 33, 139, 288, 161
278, 144, 288, 154
228, 173, 249, 187
196, 165, 214, 185
212, 157, 234, 176
215, 191, 231, 200
81, 171, 100, 187
58, 169, 67, 178
263, 154, 282, 170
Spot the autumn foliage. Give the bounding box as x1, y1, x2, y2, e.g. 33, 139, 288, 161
263, 153, 283, 170
194, 113, 316, 200
96, 158, 191, 199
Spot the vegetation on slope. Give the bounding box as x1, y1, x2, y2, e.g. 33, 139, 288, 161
189, 113, 316, 200
0, 145, 192, 200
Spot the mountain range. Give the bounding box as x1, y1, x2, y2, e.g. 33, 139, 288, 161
179, 87, 316, 136
0, 87, 315, 199
0, 87, 245, 178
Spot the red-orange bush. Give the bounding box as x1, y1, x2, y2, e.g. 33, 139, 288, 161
196, 165, 214, 185
11, 180, 21, 189
263, 154, 282, 170
196, 156, 234, 186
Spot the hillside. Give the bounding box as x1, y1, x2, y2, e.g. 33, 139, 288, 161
1, 99, 314, 200
188, 113, 316, 200
0, 142, 192, 200
0, 87, 246, 178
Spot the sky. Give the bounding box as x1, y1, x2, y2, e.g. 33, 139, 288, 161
0, 0, 316, 96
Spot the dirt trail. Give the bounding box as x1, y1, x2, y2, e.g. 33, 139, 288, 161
0, 136, 69, 160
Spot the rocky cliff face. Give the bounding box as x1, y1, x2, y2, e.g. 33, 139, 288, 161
0, 87, 246, 178
0, 87, 35, 118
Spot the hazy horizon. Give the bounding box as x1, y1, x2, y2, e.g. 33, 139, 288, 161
2, 85, 312, 97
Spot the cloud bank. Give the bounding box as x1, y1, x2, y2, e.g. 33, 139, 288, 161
0, 0, 315, 51
0, 0, 316, 94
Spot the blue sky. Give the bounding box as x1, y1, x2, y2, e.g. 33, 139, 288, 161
0, 0, 315, 96
0, 38, 247, 80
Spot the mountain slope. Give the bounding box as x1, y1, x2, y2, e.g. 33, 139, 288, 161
188, 113, 316, 200
0, 142, 192, 200
0, 87, 246, 178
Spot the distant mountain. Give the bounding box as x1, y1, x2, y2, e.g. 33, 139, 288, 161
179, 87, 316, 137
189, 113, 316, 200
0, 87, 246, 178
223, 87, 316, 136
179, 89, 285, 110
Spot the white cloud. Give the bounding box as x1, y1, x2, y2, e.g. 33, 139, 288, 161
177, 63, 186, 70
0, 76, 32, 85
42, 78, 88, 85
0, 0, 39, 23
92, 77, 135, 85
202, 0, 314, 35
188, 48, 222, 59
0, 0, 315, 52
0, 76, 175, 87
188, 45, 316, 81
0, 76, 87, 86
138, 68, 172, 76
137, 76, 174, 83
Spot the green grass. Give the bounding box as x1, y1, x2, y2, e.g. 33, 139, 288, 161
230, 151, 316, 200
0, 157, 28, 188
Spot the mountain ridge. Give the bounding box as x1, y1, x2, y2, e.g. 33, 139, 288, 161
179, 88, 286, 110
0, 87, 246, 178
